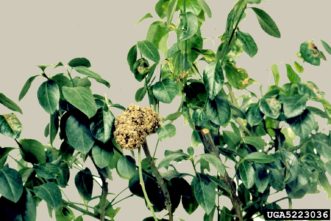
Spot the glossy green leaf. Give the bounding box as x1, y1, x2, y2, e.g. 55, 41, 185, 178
116, 155, 136, 180
300, 41, 322, 66
68, 57, 91, 68
243, 152, 274, 163
0, 93, 22, 114
62, 86, 97, 118
225, 64, 254, 89
138, 13, 153, 23
135, 86, 147, 102
167, 0, 178, 25
255, 165, 269, 193
37, 80, 60, 114
223, 130, 241, 149
244, 136, 266, 149
238, 161, 255, 189
157, 123, 176, 140
326, 161, 331, 176
0, 167, 23, 203
281, 94, 308, 118
127, 45, 137, 72
19, 75, 38, 101
252, 7, 281, 38
75, 168, 93, 201
0, 113, 22, 139
197, 0, 212, 17
65, 115, 94, 154
287, 110, 317, 138
34, 182, 62, 209
19, 139, 46, 164
147, 21, 169, 52
271, 64, 280, 86
294, 61, 304, 73
321, 40, 331, 55
206, 97, 231, 126
158, 150, 188, 168
137, 40, 160, 63
55, 206, 75, 221
198, 154, 226, 176
91, 145, 113, 169
74, 66, 110, 87
319, 173, 331, 198
184, 82, 208, 109
90, 108, 114, 143
237, 31, 258, 57
179, 12, 199, 41
0, 147, 14, 168
180, 179, 198, 214
152, 79, 179, 103
192, 174, 216, 214
203, 61, 224, 100
23, 190, 37, 221
286, 64, 301, 84
259, 97, 281, 119
246, 103, 263, 126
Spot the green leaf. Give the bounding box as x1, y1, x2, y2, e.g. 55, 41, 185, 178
206, 97, 231, 126
37, 80, 60, 114
152, 79, 179, 103
259, 97, 281, 119
146, 21, 169, 52
90, 108, 114, 143
34, 182, 62, 209
286, 64, 301, 84
19, 139, 46, 164
238, 161, 255, 189
321, 40, 331, 55
68, 57, 91, 68
326, 161, 331, 176
116, 155, 136, 180
75, 168, 93, 201
184, 82, 208, 109
0, 167, 23, 203
158, 151, 188, 168
92, 145, 113, 169
127, 45, 137, 72
246, 103, 263, 127
237, 31, 258, 57
300, 41, 322, 66
224, 64, 254, 89
198, 154, 226, 176
49, 111, 59, 145
280, 94, 308, 118
65, 115, 94, 154
178, 12, 199, 41
192, 174, 216, 214
223, 130, 241, 149
197, 0, 212, 17
271, 64, 280, 86
55, 206, 75, 221
157, 123, 176, 140
0, 93, 22, 114
251, 7, 281, 38
255, 165, 269, 193
243, 136, 266, 149
74, 66, 110, 88
138, 13, 153, 23
167, 0, 178, 25
220, 207, 232, 221
0, 147, 14, 168
180, 179, 198, 214
19, 75, 38, 101
0, 113, 22, 139
243, 152, 275, 163
203, 61, 224, 100
23, 190, 37, 221
294, 61, 304, 73
137, 40, 160, 63
287, 110, 317, 138
62, 86, 97, 118
319, 173, 331, 198
135, 86, 147, 102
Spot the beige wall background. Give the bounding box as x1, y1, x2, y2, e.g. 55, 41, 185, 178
0, 0, 330, 220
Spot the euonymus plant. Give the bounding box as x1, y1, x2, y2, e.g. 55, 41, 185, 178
1, 0, 331, 220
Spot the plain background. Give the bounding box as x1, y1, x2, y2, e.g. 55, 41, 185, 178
0, 0, 331, 220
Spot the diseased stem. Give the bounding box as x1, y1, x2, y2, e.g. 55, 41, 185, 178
142, 141, 174, 221
138, 148, 158, 221
197, 128, 243, 221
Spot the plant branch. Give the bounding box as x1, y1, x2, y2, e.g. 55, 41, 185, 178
142, 141, 174, 221
197, 128, 243, 221
65, 201, 111, 221
138, 148, 159, 221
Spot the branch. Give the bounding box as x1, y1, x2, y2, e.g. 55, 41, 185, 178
65, 201, 111, 221
197, 128, 243, 221
142, 141, 174, 221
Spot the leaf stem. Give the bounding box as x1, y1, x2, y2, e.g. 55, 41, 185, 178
138, 147, 159, 221
65, 201, 111, 221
